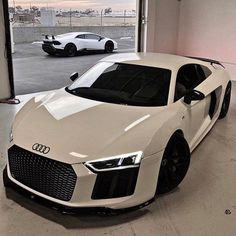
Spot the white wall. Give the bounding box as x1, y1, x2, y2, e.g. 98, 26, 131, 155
145, 0, 181, 53
0, 2, 11, 100
177, 0, 236, 79
146, 0, 236, 64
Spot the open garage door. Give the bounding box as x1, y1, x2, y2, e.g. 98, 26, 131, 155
7, 0, 138, 95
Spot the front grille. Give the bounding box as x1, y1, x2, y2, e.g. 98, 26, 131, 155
8, 145, 77, 201
92, 168, 139, 199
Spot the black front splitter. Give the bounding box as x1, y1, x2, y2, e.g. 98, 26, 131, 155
3, 167, 155, 216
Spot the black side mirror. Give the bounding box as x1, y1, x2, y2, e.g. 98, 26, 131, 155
184, 90, 205, 105
70, 72, 78, 81
98, 36, 104, 41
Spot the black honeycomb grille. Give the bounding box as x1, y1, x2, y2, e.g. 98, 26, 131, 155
8, 145, 77, 201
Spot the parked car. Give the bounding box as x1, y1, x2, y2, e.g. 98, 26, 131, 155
4, 53, 231, 211
42, 32, 118, 57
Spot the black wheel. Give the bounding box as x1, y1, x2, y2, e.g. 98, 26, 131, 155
105, 41, 114, 53
218, 81, 231, 119
64, 43, 77, 57
3, 166, 11, 187
156, 133, 190, 195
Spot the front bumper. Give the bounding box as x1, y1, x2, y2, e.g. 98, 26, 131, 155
6, 145, 163, 210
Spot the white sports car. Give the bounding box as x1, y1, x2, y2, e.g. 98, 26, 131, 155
42, 32, 118, 57
4, 53, 231, 211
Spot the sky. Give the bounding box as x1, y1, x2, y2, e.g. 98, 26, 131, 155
11, 0, 136, 11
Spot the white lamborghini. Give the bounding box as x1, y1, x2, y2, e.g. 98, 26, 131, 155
4, 53, 231, 211
42, 32, 118, 57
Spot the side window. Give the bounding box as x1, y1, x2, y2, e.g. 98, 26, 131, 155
174, 64, 202, 101
199, 65, 212, 79
85, 34, 100, 40
196, 65, 205, 81
76, 34, 85, 39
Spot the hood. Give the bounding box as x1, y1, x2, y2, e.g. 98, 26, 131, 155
13, 89, 167, 164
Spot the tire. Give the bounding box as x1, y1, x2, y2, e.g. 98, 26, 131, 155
104, 41, 114, 53
218, 81, 231, 119
64, 43, 77, 57
3, 166, 11, 187
156, 132, 190, 195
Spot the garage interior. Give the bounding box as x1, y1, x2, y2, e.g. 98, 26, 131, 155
1, 0, 236, 235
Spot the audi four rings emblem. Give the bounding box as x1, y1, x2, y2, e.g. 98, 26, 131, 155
32, 143, 50, 154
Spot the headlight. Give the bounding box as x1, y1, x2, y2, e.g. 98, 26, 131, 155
85, 151, 143, 172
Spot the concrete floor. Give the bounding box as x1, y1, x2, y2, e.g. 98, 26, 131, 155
0, 84, 236, 236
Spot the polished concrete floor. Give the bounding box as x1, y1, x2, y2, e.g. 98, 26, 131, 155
0, 84, 236, 236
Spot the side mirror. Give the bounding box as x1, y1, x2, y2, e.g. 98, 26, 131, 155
70, 72, 78, 81
98, 36, 104, 41
184, 90, 205, 105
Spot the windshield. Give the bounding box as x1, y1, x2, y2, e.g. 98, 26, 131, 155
66, 62, 171, 106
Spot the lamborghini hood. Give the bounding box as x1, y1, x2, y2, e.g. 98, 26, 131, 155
12, 89, 167, 164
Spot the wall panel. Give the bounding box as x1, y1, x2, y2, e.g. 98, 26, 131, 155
0, 0, 11, 100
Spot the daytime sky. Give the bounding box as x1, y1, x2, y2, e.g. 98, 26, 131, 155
10, 0, 136, 10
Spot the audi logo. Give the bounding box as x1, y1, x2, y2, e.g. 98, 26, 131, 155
32, 143, 50, 154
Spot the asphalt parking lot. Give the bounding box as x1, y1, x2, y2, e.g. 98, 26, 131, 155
12, 38, 135, 95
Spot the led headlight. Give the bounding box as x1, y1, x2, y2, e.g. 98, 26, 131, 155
85, 151, 143, 172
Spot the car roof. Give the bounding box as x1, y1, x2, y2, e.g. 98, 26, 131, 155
100, 53, 211, 70
57, 32, 99, 37
77, 32, 98, 35
69, 32, 98, 36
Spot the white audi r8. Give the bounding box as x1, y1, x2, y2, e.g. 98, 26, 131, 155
4, 53, 231, 211
42, 32, 118, 57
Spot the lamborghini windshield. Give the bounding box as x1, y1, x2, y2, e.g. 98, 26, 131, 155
66, 62, 171, 106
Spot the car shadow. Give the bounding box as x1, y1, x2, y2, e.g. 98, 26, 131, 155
4, 187, 150, 229
45, 50, 116, 58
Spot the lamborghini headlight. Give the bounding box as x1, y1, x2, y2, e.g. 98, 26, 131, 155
85, 151, 143, 172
